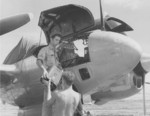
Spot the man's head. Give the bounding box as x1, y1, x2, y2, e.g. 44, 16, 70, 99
50, 34, 62, 46
61, 71, 75, 87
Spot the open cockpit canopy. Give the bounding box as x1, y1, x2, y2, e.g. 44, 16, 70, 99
38, 4, 95, 43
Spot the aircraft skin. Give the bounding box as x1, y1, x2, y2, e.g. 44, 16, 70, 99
0, 30, 143, 115
0, 4, 148, 116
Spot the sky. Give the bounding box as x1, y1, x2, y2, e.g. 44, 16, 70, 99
0, 0, 150, 64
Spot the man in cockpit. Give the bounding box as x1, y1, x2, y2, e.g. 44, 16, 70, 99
36, 33, 62, 81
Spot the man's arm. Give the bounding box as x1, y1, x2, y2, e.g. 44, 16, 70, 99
37, 59, 48, 79
43, 80, 52, 102
47, 92, 56, 105
43, 79, 56, 106
36, 48, 48, 78
37, 59, 47, 72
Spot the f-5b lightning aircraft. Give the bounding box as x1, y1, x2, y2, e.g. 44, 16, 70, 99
0, 1, 150, 116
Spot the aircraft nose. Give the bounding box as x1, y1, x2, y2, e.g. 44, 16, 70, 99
88, 30, 142, 74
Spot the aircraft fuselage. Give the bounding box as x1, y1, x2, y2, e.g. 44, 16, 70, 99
0, 30, 142, 108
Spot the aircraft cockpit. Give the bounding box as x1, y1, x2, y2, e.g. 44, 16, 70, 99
38, 4, 94, 43
38, 4, 95, 67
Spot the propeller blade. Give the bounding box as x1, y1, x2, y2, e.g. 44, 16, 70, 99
0, 13, 33, 36
141, 53, 150, 72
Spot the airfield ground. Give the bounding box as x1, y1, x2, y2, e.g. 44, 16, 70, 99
0, 78, 150, 116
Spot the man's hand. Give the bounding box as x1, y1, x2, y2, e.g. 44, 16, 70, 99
42, 69, 49, 79
41, 77, 51, 87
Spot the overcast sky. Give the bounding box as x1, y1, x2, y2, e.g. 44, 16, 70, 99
0, 0, 150, 64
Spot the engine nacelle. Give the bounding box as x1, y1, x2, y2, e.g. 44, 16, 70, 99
90, 71, 142, 105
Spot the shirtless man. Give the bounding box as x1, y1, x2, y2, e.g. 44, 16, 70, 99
42, 71, 81, 116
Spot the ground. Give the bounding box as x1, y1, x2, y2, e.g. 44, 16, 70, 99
0, 79, 150, 116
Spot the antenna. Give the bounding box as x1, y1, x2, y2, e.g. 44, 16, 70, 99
99, 0, 105, 30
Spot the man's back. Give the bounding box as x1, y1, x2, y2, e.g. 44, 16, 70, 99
52, 88, 80, 116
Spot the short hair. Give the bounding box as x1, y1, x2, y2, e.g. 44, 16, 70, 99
62, 71, 75, 86
51, 33, 62, 39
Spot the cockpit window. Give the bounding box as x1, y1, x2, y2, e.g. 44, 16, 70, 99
79, 68, 90, 80
59, 19, 73, 36
105, 17, 133, 32
38, 4, 94, 43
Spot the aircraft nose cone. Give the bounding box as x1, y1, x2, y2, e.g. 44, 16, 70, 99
88, 30, 142, 74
